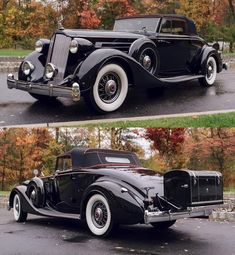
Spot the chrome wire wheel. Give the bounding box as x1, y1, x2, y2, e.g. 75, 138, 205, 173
92, 64, 128, 113
206, 57, 217, 84
199, 56, 217, 87
86, 194, 113, 236
91, 201, 108, 228
13, 194, 27, 222
139, 47, 157, 74
97, 72, 121, 104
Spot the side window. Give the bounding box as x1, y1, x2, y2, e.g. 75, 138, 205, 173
56, 157, 72, 171
160, 19, 172, 34
172, 20, 186, 35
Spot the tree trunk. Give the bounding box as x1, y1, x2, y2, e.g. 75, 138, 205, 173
228, 0, 235, 19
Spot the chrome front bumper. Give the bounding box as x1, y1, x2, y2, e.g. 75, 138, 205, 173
7, 74, 80, 102
144, 203, 229, 224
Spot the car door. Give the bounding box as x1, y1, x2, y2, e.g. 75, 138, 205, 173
155, 17, 191, 76
53, 156, 80, 213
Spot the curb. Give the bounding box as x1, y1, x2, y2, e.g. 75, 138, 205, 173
3, 108, 235, 128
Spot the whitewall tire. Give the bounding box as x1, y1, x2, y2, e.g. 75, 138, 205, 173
13, 194, 28, 222
199, 56, 217, 87
86, 194, 113, 236
89, 64, 128, 113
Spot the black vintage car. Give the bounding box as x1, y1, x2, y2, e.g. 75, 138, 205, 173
8, 148, 225, 236
7, 14, 227, 113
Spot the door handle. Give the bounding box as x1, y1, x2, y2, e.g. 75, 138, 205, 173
158, 39, 171, 44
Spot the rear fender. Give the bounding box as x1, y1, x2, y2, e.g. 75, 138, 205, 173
80, 181, 145, 224
200, 46, 223, 74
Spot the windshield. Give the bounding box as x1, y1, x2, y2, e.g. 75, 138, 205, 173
113, 18, 160, 33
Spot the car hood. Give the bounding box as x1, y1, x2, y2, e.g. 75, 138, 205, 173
88, 167, 164, 197
57, 29, 144, 40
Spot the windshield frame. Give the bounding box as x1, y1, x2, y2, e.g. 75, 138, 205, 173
113, 17, 160, 33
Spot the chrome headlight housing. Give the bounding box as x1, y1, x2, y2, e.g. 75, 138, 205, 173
22, 61, 34, 76
35, 40, 43, 53
69, 39, 79, 53
45, 63, 57, 79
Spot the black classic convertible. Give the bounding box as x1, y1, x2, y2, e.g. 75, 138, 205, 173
7, 14, 227, 113
8, 148, 225, 236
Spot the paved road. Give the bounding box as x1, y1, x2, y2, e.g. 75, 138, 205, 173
0, 209, 234, 255
0, 70, 234, 126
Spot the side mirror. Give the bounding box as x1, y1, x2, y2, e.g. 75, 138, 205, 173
33, 169, 39, 177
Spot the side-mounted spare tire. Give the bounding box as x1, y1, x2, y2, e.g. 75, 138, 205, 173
27, 182, 43, 208
129, 39, 159, 75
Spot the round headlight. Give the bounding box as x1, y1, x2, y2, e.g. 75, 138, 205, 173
22, 61, 34, 76
45, 63, 57, 79
69, 39, 79, 53
35, 40, 43, 53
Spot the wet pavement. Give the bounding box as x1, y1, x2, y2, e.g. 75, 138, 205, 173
0, 69, 234, 126
0, 209, 234, 255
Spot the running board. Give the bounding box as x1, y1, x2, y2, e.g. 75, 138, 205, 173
35, 207, 80, 220
159, 75, 204, 84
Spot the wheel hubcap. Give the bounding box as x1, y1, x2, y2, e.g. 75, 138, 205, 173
207, 61, 214, 80
143, 55, 152, 70
105, 80, 117, 96
92, 201, 108, 228
98, 72, 121, 103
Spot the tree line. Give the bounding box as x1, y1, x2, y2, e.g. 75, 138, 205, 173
0, 0, 234, 51
0, 127, 234, 190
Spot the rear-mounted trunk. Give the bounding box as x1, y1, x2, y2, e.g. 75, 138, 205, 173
164, 170, 223, 209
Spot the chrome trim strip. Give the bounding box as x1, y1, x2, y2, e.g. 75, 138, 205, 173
7, 74, 80, 102
144, 203, 229, 224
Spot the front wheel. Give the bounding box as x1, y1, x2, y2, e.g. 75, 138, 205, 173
85, 64, 128, 113
86, 194, 114, 236
199, 56, 217, 87
13, 194, 28, 222
151, 220, 176, 230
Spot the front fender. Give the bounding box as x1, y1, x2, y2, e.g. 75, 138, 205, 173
8, 185, 37, 214
75, 48, 164, 92
80, 180, 145, 224
19, 51, 47, 82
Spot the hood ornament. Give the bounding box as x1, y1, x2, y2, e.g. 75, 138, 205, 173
142, 187, 154, 198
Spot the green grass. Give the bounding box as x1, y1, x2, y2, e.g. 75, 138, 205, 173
0, 49, 32, 57
0, 191, 10, 196
79, 112, 235, 128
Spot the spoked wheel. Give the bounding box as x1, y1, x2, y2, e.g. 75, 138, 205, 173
139, 47, 158, 74
151, 220, 176, 230
85, 64, 128, 113
199, 56, 217, 87
13, 194, 28, 222
86, 194, 114, 236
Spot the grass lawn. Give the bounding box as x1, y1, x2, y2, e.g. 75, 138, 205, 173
80, 112, 235, 128
0, 191, 10, 196
0, 49, 32, 57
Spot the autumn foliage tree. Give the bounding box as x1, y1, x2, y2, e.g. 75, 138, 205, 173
145, 128, 186, 169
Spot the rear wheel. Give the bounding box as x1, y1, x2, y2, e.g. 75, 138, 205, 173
86, 194, 114, 236
151, 220, 176, 230
13, 194, 28, 222
199, 56, 217, 87
85, 64, 128, 113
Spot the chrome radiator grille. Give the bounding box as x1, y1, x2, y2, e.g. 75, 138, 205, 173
46, 34, 71, 84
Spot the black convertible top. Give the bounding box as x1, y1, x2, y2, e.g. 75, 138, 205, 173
58, 148, 141, 168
